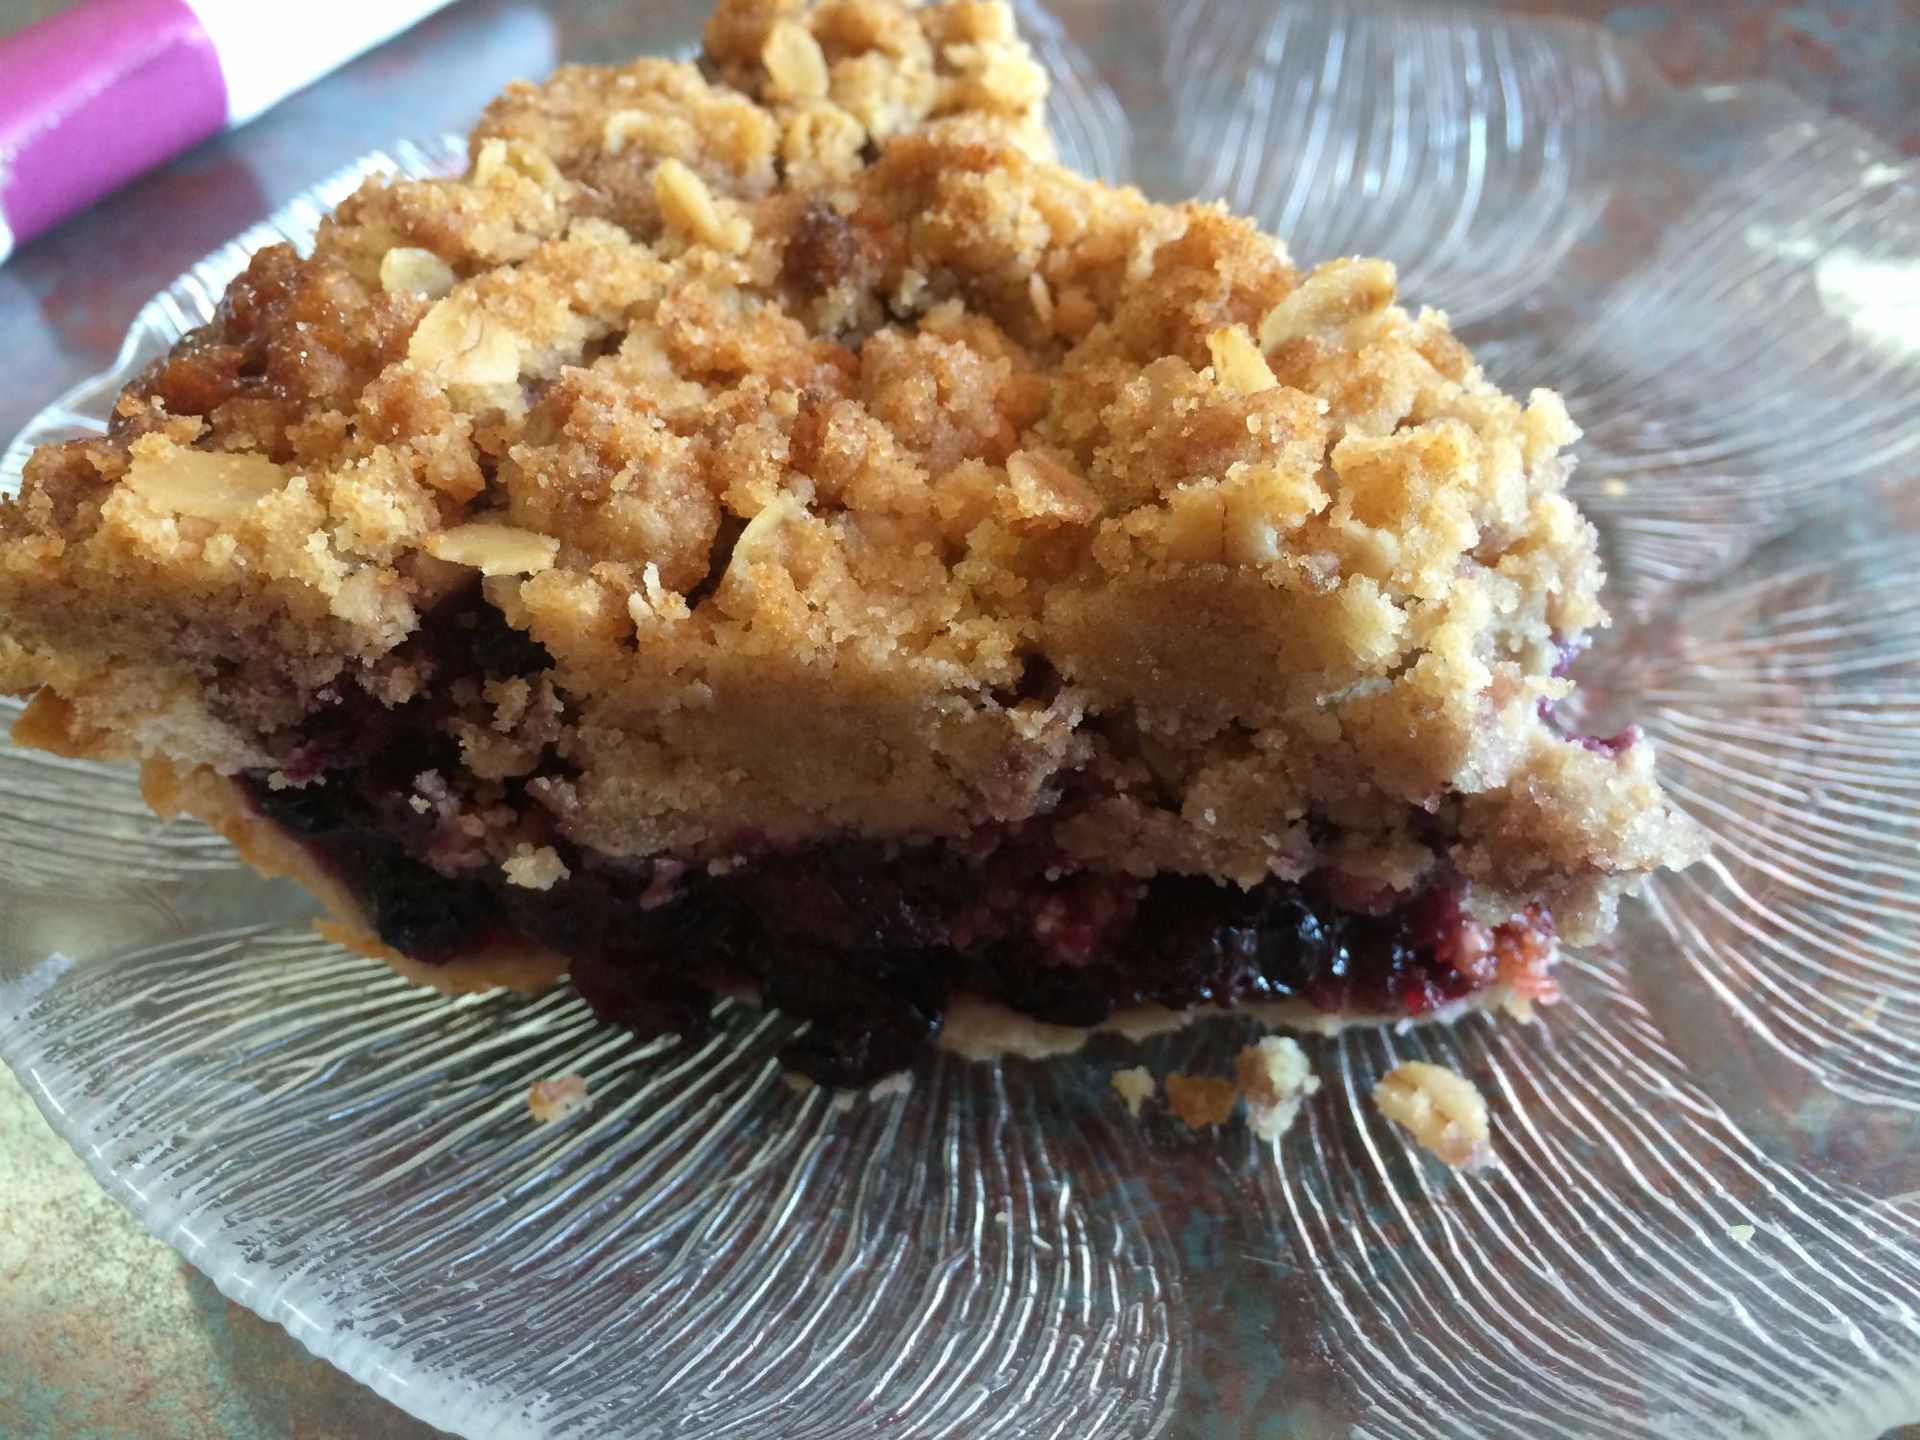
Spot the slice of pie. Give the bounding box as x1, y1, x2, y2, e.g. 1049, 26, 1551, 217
0, 0, 1703, 1084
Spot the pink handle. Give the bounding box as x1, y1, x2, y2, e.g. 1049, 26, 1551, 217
0, 0, 229, 258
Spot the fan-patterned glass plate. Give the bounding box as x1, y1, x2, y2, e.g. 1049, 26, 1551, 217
4, 2, 1919, 1434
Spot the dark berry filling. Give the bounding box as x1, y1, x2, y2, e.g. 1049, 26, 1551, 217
238, 595, 1552, 1084
243, 778, 1548, 1085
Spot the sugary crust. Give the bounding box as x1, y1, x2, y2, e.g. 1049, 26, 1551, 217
0, 0, 1701, 995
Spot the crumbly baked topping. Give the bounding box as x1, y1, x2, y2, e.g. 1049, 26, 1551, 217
0, 0, 1700, 948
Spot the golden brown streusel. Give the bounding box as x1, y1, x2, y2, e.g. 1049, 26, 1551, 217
0, 0, 1700, 966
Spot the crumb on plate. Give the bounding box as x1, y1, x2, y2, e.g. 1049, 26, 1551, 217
1236, 1035, 1320, 1142
527, 1073, 592, 1124
1372, 1060, 1490, 1169
1849, 996, 1888, 1032
1164, 1072, 1240, 1130
1110, 1065, 1156, 1117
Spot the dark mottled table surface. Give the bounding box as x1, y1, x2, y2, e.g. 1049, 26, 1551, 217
0, 1, 1914, 1435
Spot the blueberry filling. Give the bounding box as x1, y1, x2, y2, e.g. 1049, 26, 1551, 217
246, 773, 1543, 1083
238, 597, 1549, 1084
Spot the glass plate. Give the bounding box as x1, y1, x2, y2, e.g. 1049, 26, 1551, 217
5, 2, 1920, 1434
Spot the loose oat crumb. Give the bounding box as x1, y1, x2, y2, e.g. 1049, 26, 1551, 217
867, 1072, 912, 1101
762, 19, 830, 101
1849, 996, 1888, 1032
1726, 1223, 1756, 1244
527, 1073, 591, 1123
1164, 1072, 1240, 1130
1258, 256, 1396, 347
379, 245, 456, 299
424, 522, 559, 576
121, 446, 286, 522
652, 157, 752, 252
1206, 324, 1277, 394
502, 843, 571, 890
1372, 1060, 1492, 1169
780, 1070, 817, 1095
1110, 1065, 1156, 1117
1236, 1035, 1320, 1142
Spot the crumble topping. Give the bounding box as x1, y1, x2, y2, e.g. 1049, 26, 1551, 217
0, 0, 1701, 988
1372, 1060, 1492, 1169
